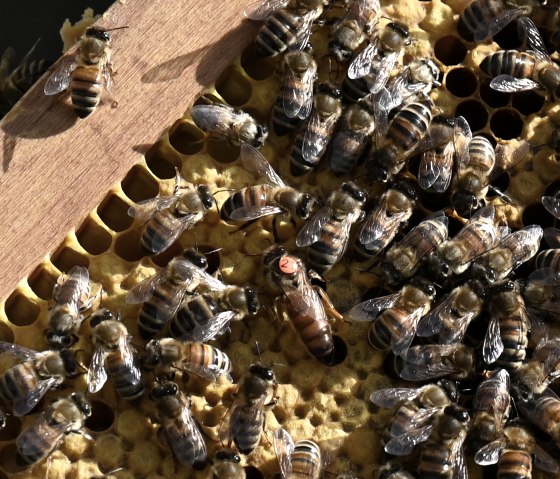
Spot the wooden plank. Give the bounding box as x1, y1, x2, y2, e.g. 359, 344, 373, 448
0, 0, 259, 302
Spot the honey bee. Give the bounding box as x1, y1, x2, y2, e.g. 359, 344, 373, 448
220, 144, 316, 229
263, 245, 343, 364
328, 102, 375, 175
273, 427, 337, 479
451, 135, 497, 218
127, 169, 215, 254
44, 27, 119, 118
425, 205, 502, 279
416, 279, 486, 345
125, 248, 215, 339
328, 0, 381, 62
376, 462, 415, 479
353, 179, 417, 260
417, 404, 470, 479
222, 363, 277, 455
480, 17, 560, 99
150, 381, 207, 467
212, 449, 246, 479
471, 225, 543, 283
289, 82, 343, 176
474, 424, 560, 478
398, 344, 476, 381
469, 369, 511, 452
534, 227, 560, 271
142, 338, 233, 382
0, 342, 78, 416
271, 49, 317, 136
191, 103, 268, 148
370, 381, 458, 456
380, 212, 449, 285
349, 276, 437, 356
522, 267, 560, 320
46, 265, 94, 349
16, 392, 91, 465
296, 181, 367, 274
171, 281, 260, 342
516, 390, 560, 447
457, 0, 530, 42
482, 280, 530, 367
247, 0, 326, 58
365, 97, 434, 183
512, 337, 560, 396
87, 309, 144, 401
345, 22, 410, 95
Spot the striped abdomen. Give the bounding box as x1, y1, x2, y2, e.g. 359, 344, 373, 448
170, 294, 219, 339
220, 187, 270, 221
182, 342, 232, 375
329, 130, 367, 174
17, 419, 63, 464
480, 51, 535, 78
285, 292, 334, 364
70, 65, 103, 118
418, 444, 454, 479
0, 363, 39, 405
387, 101, 433, 155
231, 402, 265, 454
141, 208, 183, 254
272, 79, 304, 135
466, 136, 495, 174
535, 249, 560, 272
495, 314, 528, 369
306, 218, 348, 273
255, 9, 303, 57
524, 395, 560, 441
341, 74, 370, 103
290, 114, 333, 176
106, 351, 145, 401
383, 404, 421, 446
164, 417, 207, 467
289, 440, 322, 479
457, 0, 505, 41
368, 308, 409, 352
498, 450, 532, 479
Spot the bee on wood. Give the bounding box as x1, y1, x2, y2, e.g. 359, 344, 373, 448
16, 392, 91, 465
128, 169, 215, 255
0, 342, 78, 416
44, 27, 121, 117
87, 309, 144, 401
191, 103, 268, 148
151, 381, 207, 467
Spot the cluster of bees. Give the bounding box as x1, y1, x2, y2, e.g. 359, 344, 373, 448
7, 0, 560, 477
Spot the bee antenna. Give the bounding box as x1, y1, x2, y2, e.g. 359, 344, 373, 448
325, 55, 341, 83
213, 188, 235, 195
104, 26, 129, 32
255, 340, 262, 361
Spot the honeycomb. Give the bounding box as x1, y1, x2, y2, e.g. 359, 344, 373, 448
2, 0, 560, 478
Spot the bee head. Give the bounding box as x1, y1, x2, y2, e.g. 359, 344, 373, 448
197, 185, 215, 210
379, 261, 402, 286
245, 287, 260, 314
182, 248, 208, 270
423, 252, 450, 281
142, 340, 162, 369
85, 27, 111, 43
410, 276, 436, 297
151, 381, 179, 399
71, 392, 92, 417
317, 82, 342, 99
366, 150, 394, 182
90, 308, 116, 329
60, 349, 80, 378
252, 124, 269, 149
395, 179, 418, 201
452, 190, 480, 218
328, 41, 352, 63
263, 245, 287, 266
387, 22, 409, 39
341, 181, 367, 204
45, 330, 78, 349
215, 449, 241, 463
444, 404, 470, 423
249, 363, 275, 382
296, 193, 315, 220
490, 279, 516, 296
437, 379, 459, 403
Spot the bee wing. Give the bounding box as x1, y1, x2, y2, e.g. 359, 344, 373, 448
244, 0, 289, 20
17, 409, 70, 457
534, 444, 560, 473
385, 424, 435, 456
43, 55, 77, 95
125, 269, 168, 304
180, 404, 207, 457
399, 345, 464, 380
186, 264, 228, 292
0, 341, 38, 360
191, 104, 239, 136
347, 39, 379, 79
369, 387, 425, 408
452, 440, 468, 479
364, 52, 398, 94
127, 195, 179, 220
13, 377, 58, 417
241, 144, 285, 187
500, 225, 543, 268
230, 205, 284, 221
542, 196, 560, 220
358, 201, 408, 251
186, 310, 236, 343
490, 75, 541, 93
454, 117, 473, 172
518, 16, 550, 60
64, 266, 91, 306
391, 306, 425, 357
291, 11, 316, 52
273, 427, 295, 479
119, 335, 142, 385
284, 63, 316, 119
147, 213, 201, 254
348, 293, 401, 322
474, 438, 504, 465
296, 207, 331, 247
482, 314, 504, 364
175, 356, 233, 383
302, 110, 337, 162
543, 227, 560, 248
418, 141, 454, 193
416, 291, 454, 337
473, 7, 524, 41
87, 346, 108, 393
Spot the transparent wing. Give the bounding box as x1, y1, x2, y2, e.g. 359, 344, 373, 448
518, 16, 550, 60
143, 212, 201, 254
347, 39, 379, 79
87, 346, 108, 393
358, 199, 408, 251
302, 110, 338, 162
186, 310, 236, 343
473, 8, 524, 41
490, 75, 541, 93
127, 195, 179, 220
533, 444, 560, 473
230, 205, 284, 221
191, 104, 242, 136
296, 206, 332, 247
240, 144, 285, 187
474, 439, 504, 465
399, 345, 464, 380
370, 387, 424, 408
119, 334, 142, 386
290, 11, 316, 51
453, 440, 468, 479
13, 377, 57, 417
17, 410, 70, 456
284, 62, 316, 119
244, 0, 289, 20
418, 141, 454, 193
385, 424, 435, 456
453, 116, 472, 171
348, 293, 401, 321
364, 52, 398, 94
0, 341, 38, 360
125, 269, 168, 304
542, 196, 560, 220
391, 307, 425, 357
273, 428, 295, 479
482, 315, 504, 364
416, 291, 454, 338
44, 55, 77, 95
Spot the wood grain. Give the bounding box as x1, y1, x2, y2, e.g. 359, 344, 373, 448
0, 0, 259, 303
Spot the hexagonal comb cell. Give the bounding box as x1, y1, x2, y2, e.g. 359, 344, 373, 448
97, 192, 133, 233
4, 290, 39, 327
480, 79, 510, 108
27, 265, 58, 301
50, 244, 89, 272
76, 217, 113, 255
86, 401, 116, 432
455, 99, 488, 132
445, 68, 478, 98
215, 65, 253, 106
434, 36, 467, 66
145, 139, 182, 180
512, 91, 545, 116
491, 109, 523, 140
121, 164, 159, 203
240, 43, 275, 80
168, 119, 205, 156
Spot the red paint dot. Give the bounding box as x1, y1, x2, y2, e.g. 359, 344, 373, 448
279, 256, 298, 275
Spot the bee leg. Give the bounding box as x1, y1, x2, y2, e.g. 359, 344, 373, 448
272, 216, 280, 243
231, 218, 259, 235
314, 286, 345, 323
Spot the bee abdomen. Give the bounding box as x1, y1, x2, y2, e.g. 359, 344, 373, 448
388, 102, 432, 151
287, 306, 334, 363
307, 221, 345, 273
497, 450, 532, 479
232, 407, 264, 454
341, 75, 369, 103
17, 422, 56, 464
185, 343, 232, 373
418, 445, 453, 479
70, 66, 103, 118
0, 363, 37, 404
290, 129, 321, 176
272, 96, 301, 135
480, 51, 535, 78
291, 440, 321, 479
255, 10, 299, 57
368, 310, 406, 352
496, 316, 527, 368
106, 352, 145, 401
171, 295, 218, 339
221, 187, 268, 221
166, 424, 207, 467
141, 209, 178, 254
